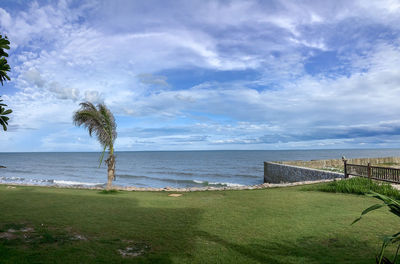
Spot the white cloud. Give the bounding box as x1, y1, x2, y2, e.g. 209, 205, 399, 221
2, 0, 400, 150
48, 82, 80, 101
84, 90, 102, 103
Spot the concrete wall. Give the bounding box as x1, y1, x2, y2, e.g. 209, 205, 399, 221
264, 162, 344, 183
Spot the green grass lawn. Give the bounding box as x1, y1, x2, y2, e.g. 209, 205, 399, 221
0, 184, 398, 264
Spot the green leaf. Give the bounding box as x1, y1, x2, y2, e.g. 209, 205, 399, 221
0, 119, 7, 131
2, 109, 11, 115
98, 145, 106, 168
352, 203, 385, 225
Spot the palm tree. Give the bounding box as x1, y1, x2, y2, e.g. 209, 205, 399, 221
0, 35, 10, 85
73, 102, 117, 189
0, 35, 11, 131
0, 97, 12, 131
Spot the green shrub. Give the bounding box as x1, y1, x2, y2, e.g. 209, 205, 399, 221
304, 177, 400, 199
98, 189, 119, 195
353, 191, 400, 264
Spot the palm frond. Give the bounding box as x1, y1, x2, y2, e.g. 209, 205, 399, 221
99, 103, 117, 142
0, 100, 12, 131
73, 110, 102, 137
0, 56, 10, 85
73, 101, 117, 149
0, 34, 11, 85
0, 35, 10, 54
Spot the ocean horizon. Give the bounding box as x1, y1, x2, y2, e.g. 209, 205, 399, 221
1, 149, 400, 188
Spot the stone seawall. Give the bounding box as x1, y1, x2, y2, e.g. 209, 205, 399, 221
264, 162, 343, 183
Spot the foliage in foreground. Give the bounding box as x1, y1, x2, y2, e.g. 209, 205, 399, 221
353, 191, 400, 264
304, 177, 400, 200
0, 97, 12, 131
0, 34, 11, 131
0, 35, 10, 85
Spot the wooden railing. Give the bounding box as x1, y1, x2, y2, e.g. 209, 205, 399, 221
344, 159, 400, 183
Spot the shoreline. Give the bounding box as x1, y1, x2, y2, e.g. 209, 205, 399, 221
0, 178, 341, 192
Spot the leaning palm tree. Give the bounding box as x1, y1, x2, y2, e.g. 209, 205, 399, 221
73, 101, 117, 189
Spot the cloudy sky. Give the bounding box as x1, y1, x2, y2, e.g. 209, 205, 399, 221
1, 0, 400, 151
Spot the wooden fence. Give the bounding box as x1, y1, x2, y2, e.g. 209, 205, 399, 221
344, 160, 400, 183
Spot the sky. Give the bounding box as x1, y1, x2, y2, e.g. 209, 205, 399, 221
1, 0, 400, 151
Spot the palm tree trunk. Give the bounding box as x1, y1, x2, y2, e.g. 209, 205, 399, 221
106, 146, 115, 190
106, 154, 115, 190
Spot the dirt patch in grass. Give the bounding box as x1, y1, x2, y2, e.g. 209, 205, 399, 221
0, 231, 18, 240
118, 241, 150, 257
0, 223, 88, 246
168, 193, 183, 197
0, 222, 151, 259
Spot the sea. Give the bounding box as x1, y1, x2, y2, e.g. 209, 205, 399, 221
1, 149, 400, 188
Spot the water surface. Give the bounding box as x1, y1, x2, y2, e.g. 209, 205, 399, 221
1, 149, 400, 188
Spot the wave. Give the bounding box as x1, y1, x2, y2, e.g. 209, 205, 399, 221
1, 175, 245, 189
146, 171, 195, 176
117, 174, 197, 184
0, 176, 102, 187
0, 176, 54, 184
192, 180, 244, 187
117, 174, 154, 180
116, 174, 244, 187
53, 180, 103, 186
0, 176, 26, 182
2, 169, 34, 174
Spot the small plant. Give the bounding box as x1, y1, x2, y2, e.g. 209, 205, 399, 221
353, 191, 400, 264
305, 177, 400, 200
98, 189, 119, 195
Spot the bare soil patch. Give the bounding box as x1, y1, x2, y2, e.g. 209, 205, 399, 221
168, 193, 183, 197
118, 241, 150, 257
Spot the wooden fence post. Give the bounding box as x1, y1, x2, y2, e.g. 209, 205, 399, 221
367, 162, 371, 180
342, 157, 348, 178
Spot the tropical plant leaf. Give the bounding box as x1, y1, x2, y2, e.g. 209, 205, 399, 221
2, 109, 11, 115
0, 35, 12, 131
0, 116, 9, 124
352, 203, 385, 225
354, 191, 400, 264
73, 101, 117, 155
0, 118, 7, 131
366, 192, 400, 217
99, 145, 106, 168
0, 35, 10, 48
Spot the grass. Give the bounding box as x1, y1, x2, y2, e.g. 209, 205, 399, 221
304, 177, 400, 199
375, 162, 400, 167
0, 184, 399, 263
